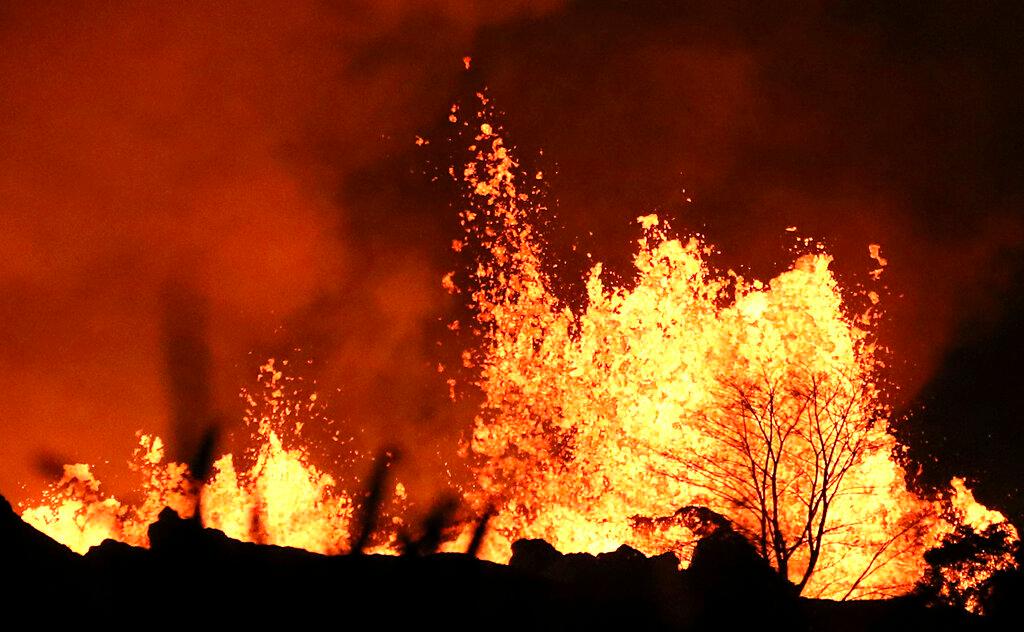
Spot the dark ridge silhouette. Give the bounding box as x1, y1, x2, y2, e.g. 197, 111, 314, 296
684, 507, 802, 629
0, 494, 78, 566
0, 491, 1008, 629
0, 492, 82, 612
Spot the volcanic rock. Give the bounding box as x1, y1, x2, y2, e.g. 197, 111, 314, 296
0, 493, 78, 570
0, 498, 1002, 629
509, 538, 562, 574
687, 522, 801, 624
511, 539, 696, 628
0, 493, 83, 614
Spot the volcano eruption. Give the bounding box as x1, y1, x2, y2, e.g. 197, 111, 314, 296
3, 2, 1024, 628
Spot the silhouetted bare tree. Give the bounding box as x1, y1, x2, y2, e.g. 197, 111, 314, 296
658, 363, 927, 596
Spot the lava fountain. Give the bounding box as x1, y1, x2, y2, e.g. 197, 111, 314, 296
19, 93, 1017, 611
20, 359, 399, 555
450, 94, 1017, 604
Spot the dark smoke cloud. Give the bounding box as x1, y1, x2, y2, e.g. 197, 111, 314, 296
2, 1, 1021, 519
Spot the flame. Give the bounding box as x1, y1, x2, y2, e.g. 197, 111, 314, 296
17, 95, 1017, 611
20, 360, 402, 555
451, 96, 1018, 602
21, 435, 192, 552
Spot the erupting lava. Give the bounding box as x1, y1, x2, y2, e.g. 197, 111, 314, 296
22, 360, 404, 556
19, 94, 1017, 610
450, 95, 1017, 603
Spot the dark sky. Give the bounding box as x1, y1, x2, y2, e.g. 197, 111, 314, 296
0, 1, 1021, 523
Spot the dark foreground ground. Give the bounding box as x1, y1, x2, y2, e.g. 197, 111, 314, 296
1, 494, 1018, 630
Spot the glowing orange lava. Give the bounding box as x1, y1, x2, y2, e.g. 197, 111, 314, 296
19, 95, 1017, 611
22, 360, 405, 555
449, 96, 1017, 602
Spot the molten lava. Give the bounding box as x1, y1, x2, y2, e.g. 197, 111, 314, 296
21, 360, 404, 555
448, 96, 1017, 601
19, 94, 1017, 610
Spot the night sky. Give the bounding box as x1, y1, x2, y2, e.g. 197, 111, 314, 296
1, 1, 1022, 525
